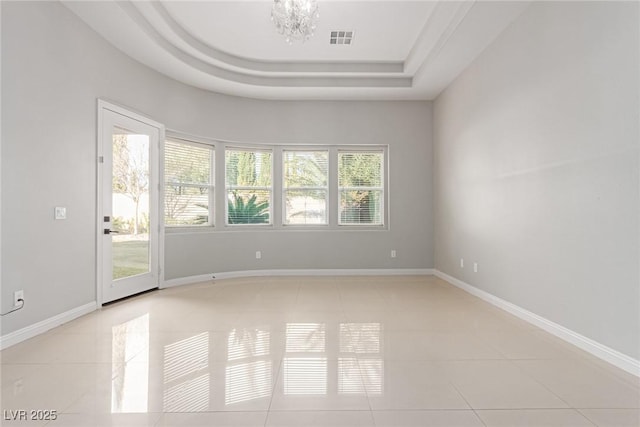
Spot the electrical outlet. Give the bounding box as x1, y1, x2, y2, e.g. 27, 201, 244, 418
256, 251, 261, 260
474, 262, 478, 273
391, 250, 397, 258
54, 206, 67, 220
14, 290, 24, 307
460, 258, 464, 268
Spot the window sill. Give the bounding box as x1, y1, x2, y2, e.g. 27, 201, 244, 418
165, 224, 388, 234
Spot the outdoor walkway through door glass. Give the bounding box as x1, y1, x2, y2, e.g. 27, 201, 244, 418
112, 127, 151, 280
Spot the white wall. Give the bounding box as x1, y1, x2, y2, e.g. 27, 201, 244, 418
1, 2, 433, 335
434, 1, 639, 359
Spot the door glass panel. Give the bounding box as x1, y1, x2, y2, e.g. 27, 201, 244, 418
112, 127, 151, 280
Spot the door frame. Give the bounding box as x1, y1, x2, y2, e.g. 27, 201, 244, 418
96, 99, 165, 306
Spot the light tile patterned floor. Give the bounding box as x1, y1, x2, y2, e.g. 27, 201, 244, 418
1, 275, 638, 426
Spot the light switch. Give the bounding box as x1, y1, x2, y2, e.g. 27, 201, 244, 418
54, 207, 67, 220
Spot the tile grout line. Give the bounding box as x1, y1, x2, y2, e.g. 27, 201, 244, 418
448, 381, 488, 427
264, 352, 284, 426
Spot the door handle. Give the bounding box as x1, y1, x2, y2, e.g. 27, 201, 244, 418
103, 229, 120, 235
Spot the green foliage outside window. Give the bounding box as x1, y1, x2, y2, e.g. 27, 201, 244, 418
338, 152, 383, 225
225, 150, 272, 187
226, 149, 272, 224
227, 192, 269, 224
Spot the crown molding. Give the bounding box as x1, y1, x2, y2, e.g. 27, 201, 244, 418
118, 1, 411, 88
151, 1, 404, 74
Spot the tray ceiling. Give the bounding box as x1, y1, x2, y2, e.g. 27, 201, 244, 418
63, 0, 531, 100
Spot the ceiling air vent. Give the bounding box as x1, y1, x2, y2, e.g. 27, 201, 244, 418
330, 31, 354, 45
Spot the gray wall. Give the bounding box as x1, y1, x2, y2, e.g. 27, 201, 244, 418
434, 1, 639, 359
1, 2, 433, 334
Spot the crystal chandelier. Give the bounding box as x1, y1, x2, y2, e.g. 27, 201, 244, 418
271, 0, 319, 44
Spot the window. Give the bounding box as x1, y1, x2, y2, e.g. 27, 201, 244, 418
338, 151, 384, 226
164, 139, 214, 227
283, 150, 329, 225
225, 148, 272, 225
164, 139, 387, 230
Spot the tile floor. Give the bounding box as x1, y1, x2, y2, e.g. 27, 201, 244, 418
1, 275, 638, 426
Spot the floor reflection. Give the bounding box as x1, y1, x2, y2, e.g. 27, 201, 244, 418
285, 323, 326, 352
341, 323, 383, 395
111, 314, 149, 413
359, 359, 383, 395
338, 357, 363, 394
163, 332, 209, 412
227, 328, 270, 361
341, 323, 382, 354
110, 313, 385, 412
225, 327, 273, 406
284, 357, 328, 395
281, 321, 384, 396
163, 373, 209, 412
163, 332, 209, 384
225, 360, 272, 405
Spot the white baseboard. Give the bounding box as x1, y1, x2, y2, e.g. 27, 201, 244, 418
0, 301, 97, 350
163, 273, 216, 288
7, 271, 636, 378
434, 270, 640, 378
163, 268, 434, 288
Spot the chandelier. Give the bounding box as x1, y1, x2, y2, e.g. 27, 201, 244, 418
271, 0, 319, 44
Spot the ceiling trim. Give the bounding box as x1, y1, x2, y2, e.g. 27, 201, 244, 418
61, 0, 531, 100
119, 1, 412, 88
152, 1, 404, 74
404, 0, 475, 75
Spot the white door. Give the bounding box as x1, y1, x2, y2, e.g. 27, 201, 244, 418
99, 104, 162, 304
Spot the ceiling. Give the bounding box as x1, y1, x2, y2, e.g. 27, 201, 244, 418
63, 0, 531, 101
